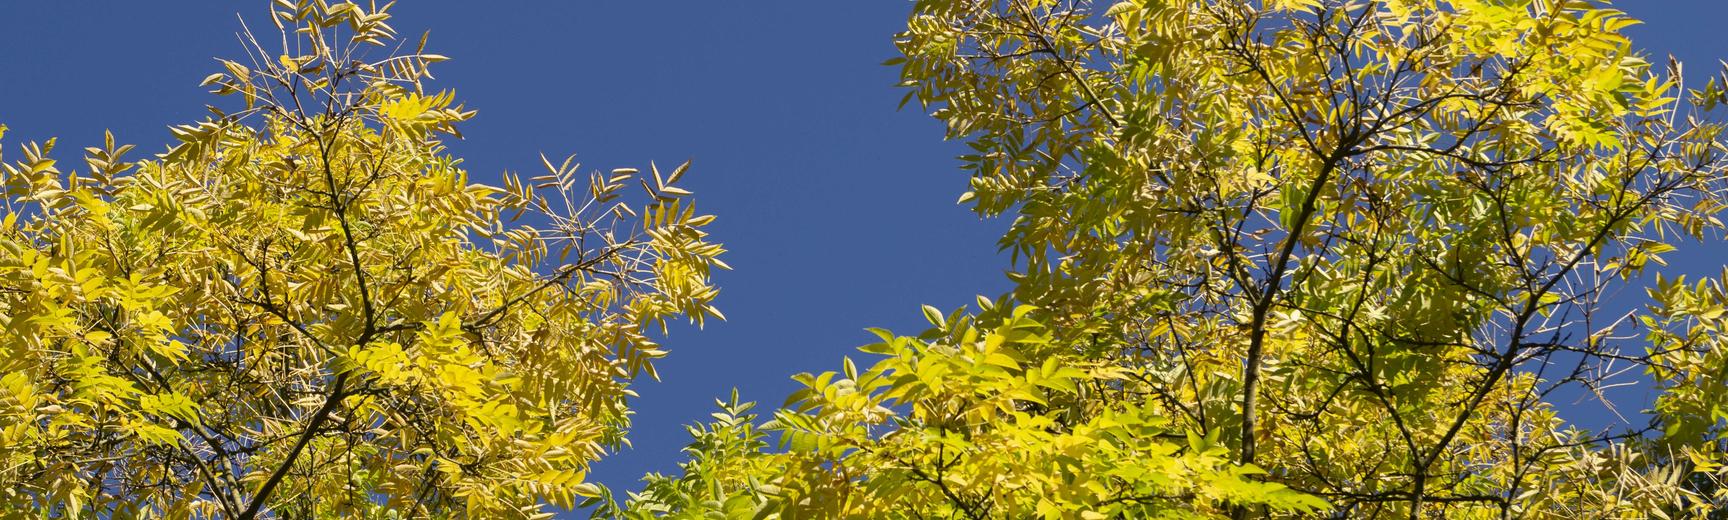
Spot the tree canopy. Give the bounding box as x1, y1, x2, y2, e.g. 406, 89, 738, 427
623, 0, 1728, 518
0, 1, 724, 518
9, 0, 1728, 519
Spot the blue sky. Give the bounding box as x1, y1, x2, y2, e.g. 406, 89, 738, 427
2, 1, 1724, 512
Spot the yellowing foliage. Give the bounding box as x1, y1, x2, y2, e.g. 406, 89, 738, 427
0, 2, 723, 518
626, 0, 1728, 518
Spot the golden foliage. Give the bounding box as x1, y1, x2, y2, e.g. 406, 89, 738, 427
0, 2, 724, 518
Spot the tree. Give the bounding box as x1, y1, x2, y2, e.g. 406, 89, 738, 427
0, 2, 725, 518
626, 0, 1728, 518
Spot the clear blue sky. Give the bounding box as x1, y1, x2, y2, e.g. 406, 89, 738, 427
1, 1, 1724, 512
